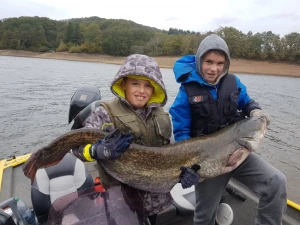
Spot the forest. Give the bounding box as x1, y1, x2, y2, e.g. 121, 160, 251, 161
0, 16, 300, 64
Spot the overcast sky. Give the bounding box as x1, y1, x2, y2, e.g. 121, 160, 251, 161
1, 0, 299, 37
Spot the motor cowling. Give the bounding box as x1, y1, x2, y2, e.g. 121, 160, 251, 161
68, 86, 101, 124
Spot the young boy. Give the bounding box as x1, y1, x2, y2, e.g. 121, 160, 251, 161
169, 34, 287, 225
72, 54, 173, 224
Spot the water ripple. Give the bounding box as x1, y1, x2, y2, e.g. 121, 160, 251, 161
1, 56, 300, 201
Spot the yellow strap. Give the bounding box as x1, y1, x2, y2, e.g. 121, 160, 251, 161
101, 123, 114, 130
83, 144, 95, 162
0, 159, 6, 192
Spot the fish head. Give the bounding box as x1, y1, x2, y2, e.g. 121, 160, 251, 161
234, 115, 268, 152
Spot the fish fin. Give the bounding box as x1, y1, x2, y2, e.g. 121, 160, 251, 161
22, 152, 39, 184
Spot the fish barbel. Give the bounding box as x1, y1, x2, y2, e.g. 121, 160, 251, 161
23, 116, 268, 193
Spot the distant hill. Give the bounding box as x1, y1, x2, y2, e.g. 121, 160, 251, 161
0, 16, 299, 64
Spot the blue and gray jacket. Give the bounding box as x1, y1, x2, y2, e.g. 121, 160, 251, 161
169, 34, 261, 142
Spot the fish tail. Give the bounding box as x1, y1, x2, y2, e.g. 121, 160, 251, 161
22, 152, 39, 184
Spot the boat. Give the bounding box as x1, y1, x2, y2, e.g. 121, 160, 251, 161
0, 86, 299, 225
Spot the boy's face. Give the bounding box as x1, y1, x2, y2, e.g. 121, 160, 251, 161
201, 51, 226, 84
121, 77, 154, 109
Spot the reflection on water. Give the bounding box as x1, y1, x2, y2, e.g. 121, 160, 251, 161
0, 56, 299, 202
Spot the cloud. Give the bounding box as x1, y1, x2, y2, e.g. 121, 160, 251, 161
261, 12, 300, 20
210, 16, 240, 26
165, 17, 179, 22
0, 0, 299, 37
0, 0, 69, 20
254, 0, 273, 6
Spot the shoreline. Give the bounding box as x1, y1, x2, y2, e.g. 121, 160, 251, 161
1, 50, 300, 77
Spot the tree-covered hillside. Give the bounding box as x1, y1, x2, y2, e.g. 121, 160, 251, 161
0, 16, 300, 64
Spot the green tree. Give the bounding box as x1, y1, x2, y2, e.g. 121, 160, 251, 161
0, 30, 18, 49
72, 23, 82, 45
283, 32, 300, 62
83, 23, 102, 53
216, 26, 246, 58
284, 32, 300, 51
145, 33, 168, 56
163, 35, 183, 56
181, 34, 201, 55
56, 40, 69, 52
259, 31, 281, 61
2, 15, 300, 64
102, 26, 134, 56
244, 32, 263, 60
65, 22, 73, 43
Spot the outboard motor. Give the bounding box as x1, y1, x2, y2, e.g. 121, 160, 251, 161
68, 86, 101, 124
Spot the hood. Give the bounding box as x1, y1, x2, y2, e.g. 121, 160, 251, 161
110, 54, 167, 107
196, 34, 231, 85
173, 55, 204, 83
173, 55, 214, 88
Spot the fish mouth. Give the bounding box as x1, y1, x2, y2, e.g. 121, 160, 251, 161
226, 148, 250, 168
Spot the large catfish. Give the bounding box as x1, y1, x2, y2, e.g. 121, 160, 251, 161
23, 115, 268, 193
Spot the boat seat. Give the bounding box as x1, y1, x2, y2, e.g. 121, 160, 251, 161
170, 183, 195, 216
31, 153, 94, 224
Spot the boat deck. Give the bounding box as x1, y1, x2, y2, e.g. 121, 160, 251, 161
0, 162, 299, 225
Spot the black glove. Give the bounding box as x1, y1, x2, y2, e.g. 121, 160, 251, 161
90, 129, 133, 160
179, 164, 201, 189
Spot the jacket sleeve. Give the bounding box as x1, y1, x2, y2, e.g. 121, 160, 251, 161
235, 76, 261, 117
169, 85, 192, 142
72, 105, 115, 161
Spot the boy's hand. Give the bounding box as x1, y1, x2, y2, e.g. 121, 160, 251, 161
250, 109, 271, 126
179, 164, 201, 189
90, 129, 133, 160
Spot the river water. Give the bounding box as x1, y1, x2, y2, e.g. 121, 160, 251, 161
0, 56, 299, 202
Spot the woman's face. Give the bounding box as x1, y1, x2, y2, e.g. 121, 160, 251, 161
121, 77, 154, 108
201, 51, 226, 84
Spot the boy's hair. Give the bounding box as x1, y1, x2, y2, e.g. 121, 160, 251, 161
202, 49, 229, 70
202, 49, 227, 60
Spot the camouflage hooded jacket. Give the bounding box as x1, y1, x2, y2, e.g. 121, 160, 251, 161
70, 54, 168, 131
73, 54, 173, 216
